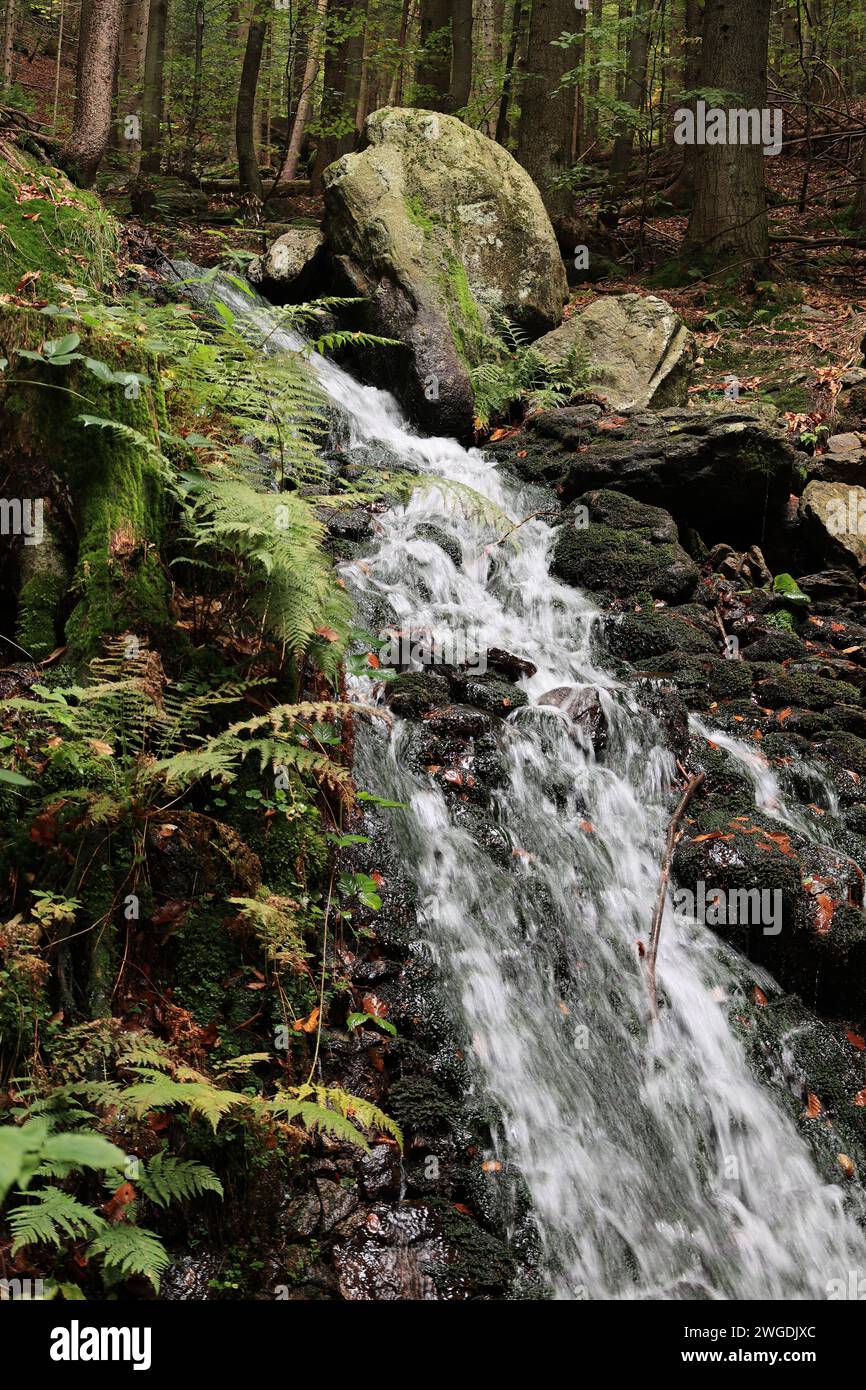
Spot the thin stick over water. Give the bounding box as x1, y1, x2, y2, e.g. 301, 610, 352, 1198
646, 773, 705, 1020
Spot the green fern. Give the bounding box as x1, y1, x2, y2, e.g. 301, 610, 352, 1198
119, 1074, 246, 1133
8, 1188, 105, 1253
87, 1224, 170, 1291
133, 1152, 223, 1208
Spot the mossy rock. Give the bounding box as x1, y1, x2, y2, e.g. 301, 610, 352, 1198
0, 307, 170, 661
322, 107, 567, 435
0, 146, 118, 294
754, 670, 860, 712
385, 671, 452, 718
639, 651, 754, 707
552, 490, 699, 603
604, 606, 717, 662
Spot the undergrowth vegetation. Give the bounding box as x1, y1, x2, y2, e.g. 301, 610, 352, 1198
0, 229, 410, 1297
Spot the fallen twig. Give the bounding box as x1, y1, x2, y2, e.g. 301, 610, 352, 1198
646, 773, 705, 1020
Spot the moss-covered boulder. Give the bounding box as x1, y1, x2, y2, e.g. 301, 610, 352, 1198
551, 490, 699, 603
491, 406, 798, 549
322, 107, 567, 435
0, 143, 118, 295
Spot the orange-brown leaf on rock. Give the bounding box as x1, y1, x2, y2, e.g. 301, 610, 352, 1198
361, 993, 388, 1018
292, 1006, 320, 1033
579, 819, 595, 833
846, 1030, 866, 1050
753, 986, 768, 1007
853, 1089, 866, 1107
804, 1092, 822, 1119
315, 626, 340, 642
814, 893, 835, 934
776, 708, 792, 723
481, 1159, 502, 1173
367, 652, 380, 668
838, 1154, 856, 1179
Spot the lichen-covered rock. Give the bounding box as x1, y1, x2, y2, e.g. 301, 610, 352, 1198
800, 480, 866, 570
248, 225, 326, 303
533, 294, 694, 410
551, 489, 699, 602
322, 107, 567, 435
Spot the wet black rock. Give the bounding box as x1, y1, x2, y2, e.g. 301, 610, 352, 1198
537, 685, 609, 751
492, 406, 797, 548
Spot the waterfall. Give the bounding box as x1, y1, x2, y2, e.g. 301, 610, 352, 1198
192, 269, 866, 1300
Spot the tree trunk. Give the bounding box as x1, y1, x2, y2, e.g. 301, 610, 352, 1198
584, 0, 603, 149
237, 2, 268, 200
516, 0, 575, 221
182, 0, 205, 177
416, 0, 451, 108
2, 0, 17, 90
62, 0, 123, 185
494, 0, 524, 146
111, 0, 149, 154
610, 0, 653, 183
140, 0, 168, 174
387, 0, 412, 105
310, 0, 365, 190
280, 0, 328, 184
666, 0, 703, 207
685, 0, 771, 266
448, 0, 473, 112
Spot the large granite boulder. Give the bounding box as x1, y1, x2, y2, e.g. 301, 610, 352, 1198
800, 480, 866, 570
322, 107, 568, 436
533, 294, 694, 411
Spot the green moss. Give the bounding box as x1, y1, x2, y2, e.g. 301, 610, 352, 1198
441, 252, 485, 370
772, 573, 810, 609
389, 1076, 459, 1132
405, 195, 436, 235
2, 308, 171, 660
0, 153, 118, 294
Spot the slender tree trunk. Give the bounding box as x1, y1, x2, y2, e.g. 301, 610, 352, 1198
140, 0, 168, 174
2, 0, 17, 90
667, 0, 703, 207
52, 0, 66, 131
281, 0, 328, 183
855, 129, 866, 228
685, 0, 771, 265
387, 0, 412, 105
182, 0, 204, 177
447, 0, 472, 112
494, 0, 523, 145
516, 0, 575, 221
610, 0, 653, 183
237, 1, 268, 199
310, 0, 365, 189
62, 0, 123, 185
416, 0, 451, 107
584, 0, 603, 149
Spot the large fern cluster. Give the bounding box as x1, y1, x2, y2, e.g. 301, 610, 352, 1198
1, 1023, 402, 1294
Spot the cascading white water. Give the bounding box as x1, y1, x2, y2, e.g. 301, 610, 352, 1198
199, 270, 866, 1299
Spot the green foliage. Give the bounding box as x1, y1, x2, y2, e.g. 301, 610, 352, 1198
469, 316, 583, 429
87, 1224, 171, 1290
129, 1151, 224, 1208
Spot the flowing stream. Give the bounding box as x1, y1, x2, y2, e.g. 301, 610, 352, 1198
195, 269, 866, 1300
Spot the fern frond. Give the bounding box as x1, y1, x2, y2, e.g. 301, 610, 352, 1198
135, 1152, 223, 1208
119, 1076, 245, 1133
9, 1189, 105, 1253
87, 1223, 170, 1292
